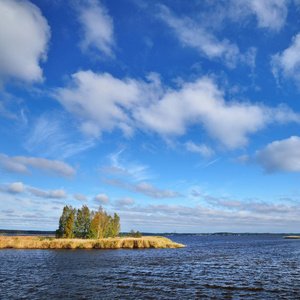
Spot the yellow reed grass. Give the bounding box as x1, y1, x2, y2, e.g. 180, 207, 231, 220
0, 236, 185, 249
283, 235, 300, 239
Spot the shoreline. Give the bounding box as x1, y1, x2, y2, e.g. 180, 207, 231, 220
0, 235, 185, 249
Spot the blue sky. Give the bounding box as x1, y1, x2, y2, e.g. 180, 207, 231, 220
1, 0, 300, 233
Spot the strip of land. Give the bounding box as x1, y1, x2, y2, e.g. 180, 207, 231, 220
0, 236, 185, 249
282, 235, 300, 239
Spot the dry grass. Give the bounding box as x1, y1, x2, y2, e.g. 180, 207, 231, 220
283, 235, 300, 239
0, 236, 185, 249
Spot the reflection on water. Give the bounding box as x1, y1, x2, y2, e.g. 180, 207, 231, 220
0, 235, 299, 299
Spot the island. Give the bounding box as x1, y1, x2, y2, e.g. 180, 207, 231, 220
0, 205, 185, 249
0, 235, 185, 249
283, 235, 300, 239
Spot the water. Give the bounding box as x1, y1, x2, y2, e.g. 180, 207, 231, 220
0, 235, 299, 299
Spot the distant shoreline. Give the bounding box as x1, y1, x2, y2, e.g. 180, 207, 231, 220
0, 236, 185, 249
1, 229, 299, 236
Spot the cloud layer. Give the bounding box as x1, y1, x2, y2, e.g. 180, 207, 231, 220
103, 178, 183, 199
0, 154, 76, 177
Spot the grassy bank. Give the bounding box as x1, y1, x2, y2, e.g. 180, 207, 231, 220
283, 235, 300, 239
0, 236, 185, 249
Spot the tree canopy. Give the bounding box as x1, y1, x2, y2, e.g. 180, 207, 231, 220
56, 205, 121, 239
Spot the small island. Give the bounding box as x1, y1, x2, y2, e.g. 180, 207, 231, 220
0, 235, 184, 249
283, 235, 300, 239
0, 205, 185, 249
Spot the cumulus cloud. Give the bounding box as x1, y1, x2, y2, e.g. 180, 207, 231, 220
135, 78, 300, 149
271, 33, 300, 85
0, 0, 50, 83
55, 70, 300, 149
74, 193, 88, 202
94, 194, 110, 204
55, 70, 145, 138
185, 141, 214, 158
157, 5, 241, 67
238, 136, 300, 173
256, 136, 300, 173
28, 187, 67, 199
75, 0, 114, 57
0, 154, 76, 177
7, 182, 24, 194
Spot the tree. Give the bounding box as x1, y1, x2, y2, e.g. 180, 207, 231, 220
75, 205, 91, 238
56, 205, 123, 239
135, 231, 142, 238
112, 213, 121, 238
56, 205, 74, 238
64, 210, 75, 238
88, 206, 103, 239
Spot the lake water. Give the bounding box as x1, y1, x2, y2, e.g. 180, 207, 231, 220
0, 235, 299, 299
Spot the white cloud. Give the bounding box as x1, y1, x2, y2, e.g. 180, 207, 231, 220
256, 136, 300, 173
28, 187, 67, 199
157, 5, 241, 67
94, 193, 110, 204
238, 136, 300, 173
246, 0, 288, 31
76, 0, 114, 57
104, 148, 152, 182
55, 70, 300, 150
132, 182, 183, 199
135, 78, 299, 149
185, 141, 214, 158
48, 190, 67, 199
74, 193, 88, 202
0, 154, 76, 177
103, 178, 183, 199
55, 70, 144, 138
117, 198, 300, 232
0, 0, 50, 83
7, 182, 24, 194
25, 113, 95, 159
271, 33, 300, 85
114, 197, 135, 206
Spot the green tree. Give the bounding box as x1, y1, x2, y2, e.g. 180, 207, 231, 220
135, 231, 142, 238
112, 213, 121, 238
56, 205, 122, 240
64, 210, 75, 238
75, 205, 91, 238
56, 205, 74, 238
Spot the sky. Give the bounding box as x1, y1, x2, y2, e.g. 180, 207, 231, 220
1, 0, 300, 233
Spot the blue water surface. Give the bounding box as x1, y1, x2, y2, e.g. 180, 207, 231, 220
0, 235, 299, 299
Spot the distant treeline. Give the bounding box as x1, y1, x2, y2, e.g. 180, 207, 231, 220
0, 230, 54, 235
56, 205, 120, 239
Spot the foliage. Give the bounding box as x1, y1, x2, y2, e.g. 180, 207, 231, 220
127, 229, 142, 238
75, 205, 91, 238
64, 210, 75, 238
56, 205, 121, 239
55, 205, 76, 238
